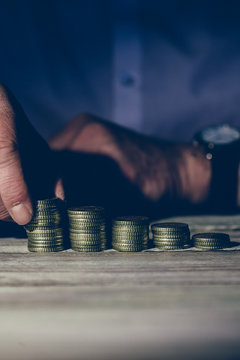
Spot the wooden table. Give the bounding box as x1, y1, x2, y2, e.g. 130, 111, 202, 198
0, 215, 240, 360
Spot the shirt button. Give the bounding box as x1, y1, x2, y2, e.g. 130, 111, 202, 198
120, 73, 135, 86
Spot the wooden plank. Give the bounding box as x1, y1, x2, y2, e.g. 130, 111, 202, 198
0, 215, 240, 360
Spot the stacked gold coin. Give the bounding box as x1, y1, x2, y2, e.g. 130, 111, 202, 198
151, 222, 190, 250
25, 198, 66, 252
112, 216, 149, 252
68, 206, 105, 252
192, 232, 230, 250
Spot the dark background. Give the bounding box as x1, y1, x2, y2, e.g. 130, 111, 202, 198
0, 0, 240, 140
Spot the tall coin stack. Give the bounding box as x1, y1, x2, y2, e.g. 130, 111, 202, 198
112, 216, 149, 252
151, 222, 190, 250
68, 206, 106, 252
192, 232, 230, 250
25, 198, 66, 252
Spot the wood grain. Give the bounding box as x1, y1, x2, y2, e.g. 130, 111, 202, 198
0, 215, 240, 360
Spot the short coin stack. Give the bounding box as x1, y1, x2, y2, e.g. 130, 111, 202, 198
25, 198, 66, 252
112, 216, 149, 252
68, 206, 105, 252
151, 222, 190, 250
192, 232, 230, 250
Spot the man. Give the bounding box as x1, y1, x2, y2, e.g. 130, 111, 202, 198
0, 84, 226, 225
0, 0, 239, 225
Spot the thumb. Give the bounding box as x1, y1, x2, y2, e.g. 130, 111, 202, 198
0, 144, 33, 225
0, 86, 32, 225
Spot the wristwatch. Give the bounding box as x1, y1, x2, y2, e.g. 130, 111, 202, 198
193, 124, 240, 212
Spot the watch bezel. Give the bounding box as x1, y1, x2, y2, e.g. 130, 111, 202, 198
194, 124, 240, 149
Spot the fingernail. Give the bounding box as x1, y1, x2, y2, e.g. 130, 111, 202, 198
10, 202, 33, 225
55, 179, 65, 200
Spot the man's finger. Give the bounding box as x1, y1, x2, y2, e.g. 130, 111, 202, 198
0, 85, 33, 225
0, 146, 32, 224
54, 178, 65, 200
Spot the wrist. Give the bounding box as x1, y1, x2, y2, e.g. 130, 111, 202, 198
176, 144, 211, 205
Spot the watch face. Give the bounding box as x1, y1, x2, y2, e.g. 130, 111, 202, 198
201, 125, 240, 145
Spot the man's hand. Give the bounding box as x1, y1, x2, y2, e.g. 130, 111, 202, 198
0, 85, 63, 225
49, 114, 211, 208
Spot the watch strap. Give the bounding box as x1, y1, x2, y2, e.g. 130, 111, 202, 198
207, 146, 239, 213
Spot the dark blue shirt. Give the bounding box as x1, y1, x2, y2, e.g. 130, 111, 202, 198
0, 0, 240, 141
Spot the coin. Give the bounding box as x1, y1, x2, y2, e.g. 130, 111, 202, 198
152, 222, 189, 230
28, 247, 64, 252
113, 246, 144, 252
71, 247, 101, 252
69, 233, 101, 240
156, 246, 184, 250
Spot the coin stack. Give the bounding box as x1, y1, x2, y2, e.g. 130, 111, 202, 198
68, 206, 106, 252
25, 198, 66, 252
112, 216, 149, 252
192, 232, 230, 250
151, 222, 190, 250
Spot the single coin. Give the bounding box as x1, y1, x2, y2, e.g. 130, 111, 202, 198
70, 240, 101, 246
71, 247, 102, 252
155, 245, 184, 250
112, 242, 148, 247
194, 244, 226, 250
35, 198, 61, 205
112, 228, 148, 234
152, 228, 189, 233
27, 233, 64, 238
114, 216, 148, 221
112, 233, 148, 238
153, 233, 189, 238
28, 244, 65, 249
32, 214, 60, 221
112, 243, 144, 249
68, 215, 104, 219
28, 247, 64, 253
27, 233, 65, 239
27, 238, 64, 244
152, 222, 189, 229
26, 227, 63, 233
153, 239, 189, 244
192, 232, 230, 240
68, 211, 104, 216
69, 228, 101, 234
113, 246, 144, 252
193, 239, 228, 245
69, 233, 101, 239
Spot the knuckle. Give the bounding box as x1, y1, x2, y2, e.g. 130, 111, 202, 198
0, 177, 27, 205
0, 141, 18, 167
0, 207, 10, 221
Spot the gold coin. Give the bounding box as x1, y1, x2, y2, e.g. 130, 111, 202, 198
192, 232, 230, 240
28, 240, 64, 245
152, 222, 189, 229
28, 246, 64, 252
71, 247, 101, 252
155, 245, 184, 250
